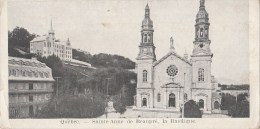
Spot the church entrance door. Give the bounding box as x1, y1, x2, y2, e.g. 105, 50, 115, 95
142, 98, 147, 107
198, 99, 204, 109
168, 93, 176, 107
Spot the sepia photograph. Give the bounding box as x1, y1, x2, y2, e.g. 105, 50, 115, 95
1, 0, 259, 128
6, 0, 251, 119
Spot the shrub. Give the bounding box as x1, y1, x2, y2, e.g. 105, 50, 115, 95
184, 100, 202, 118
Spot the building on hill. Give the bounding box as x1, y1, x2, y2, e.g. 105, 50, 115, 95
8, 56, 55, 118
134, 0, 221, 114
30, 21, 95, 68
30, 20, 72, 61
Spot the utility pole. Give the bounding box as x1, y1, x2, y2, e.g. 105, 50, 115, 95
54, 77, 62, 97
53, 77, 62, 111
105, 78, 112, 118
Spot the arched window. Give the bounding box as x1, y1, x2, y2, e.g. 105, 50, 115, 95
39, 72, 44, 78
44, 42, 46, 47
198, 99, 204, 109
142, 98, 147, 107
184, 93, 188, 102
205, 28, 208, 38
44, 72, 49, 78
200, 28, 203, 37
22, 70, 26, 77
198, 68, 204, 82
143, 70, 147, 82
28, 71, 32, 77
34, 71, 38, 77
157, 93, 161, 102
169, 93, 176, 107
144, 34, 147, 42
148, 34, 151, 42
214, 101, 220, 109
196, 28, 199, 38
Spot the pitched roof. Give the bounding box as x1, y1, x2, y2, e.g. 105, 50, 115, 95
152, 50, 191, 67
31, 35, 47, 42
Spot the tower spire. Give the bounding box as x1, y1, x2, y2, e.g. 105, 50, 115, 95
145, 4, 150, 18
50, 19, 53, 30
192, 0, 212, 56
137, 4, 156, 61
200, 0, 205, 7
49, 19, 54, 34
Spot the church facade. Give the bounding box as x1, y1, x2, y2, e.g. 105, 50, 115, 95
135, 0, 220, 113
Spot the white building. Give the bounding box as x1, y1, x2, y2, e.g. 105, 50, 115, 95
135, 0, 220, 114
8, 57, 55, 118
30, 21, 72, 61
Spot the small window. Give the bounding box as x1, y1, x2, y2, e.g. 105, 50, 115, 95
157, 93, 161, 102
29, 96, 33, 102
144, 34, 147, 42
22, 71, 26, 77
39, 72, 44, 78
29, 83, 33, 90
184, 93, 188, 102
143, 70, 147, 82
200, 28, 203, 37
198, 68, 204, 82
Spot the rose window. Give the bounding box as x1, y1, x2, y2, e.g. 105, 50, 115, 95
167, 65, 178, 77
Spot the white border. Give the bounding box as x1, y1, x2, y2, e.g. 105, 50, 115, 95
0, 0, 259, 129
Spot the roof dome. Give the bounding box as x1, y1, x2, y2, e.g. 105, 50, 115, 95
142, 18, 153, 26
196, 8, 208, 19
142, 4, 153, 27
195, 0, 209, 23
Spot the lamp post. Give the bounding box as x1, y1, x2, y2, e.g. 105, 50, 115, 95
182, 73, 186, 118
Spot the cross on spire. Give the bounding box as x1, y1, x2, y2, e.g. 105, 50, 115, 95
170, 37, 175, 50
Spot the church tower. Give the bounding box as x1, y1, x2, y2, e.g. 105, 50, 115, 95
136, 4, 156, 108
48, 20, 55, 41
137, 4, 156, 61
191, 0, 213, 112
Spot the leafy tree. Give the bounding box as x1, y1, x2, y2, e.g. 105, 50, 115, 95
228, 100, 249, 117
72, 49, 92, 63
237, 93, 248, 103
90, 53, 135, 69
8, 27, 36, 52
37, 92, 106, 118
184, 100, 202, 118
220, 93, 236, 110
37, 55, 64, 77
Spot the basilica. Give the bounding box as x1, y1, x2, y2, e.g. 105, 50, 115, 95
135, 0, 221, 113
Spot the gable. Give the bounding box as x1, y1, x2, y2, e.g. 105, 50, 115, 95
152, 50, 191, 67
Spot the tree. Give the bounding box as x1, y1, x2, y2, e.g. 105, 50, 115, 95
90, 53, 135, 69
37, 55, 64, 77
228, 100, 249, 117
184, 100, 202, 118
72, 49, 92, 63
8, 27, 36, 52
220, 93, 236, 110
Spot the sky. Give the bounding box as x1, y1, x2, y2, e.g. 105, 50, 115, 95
8, 0, 249, 84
